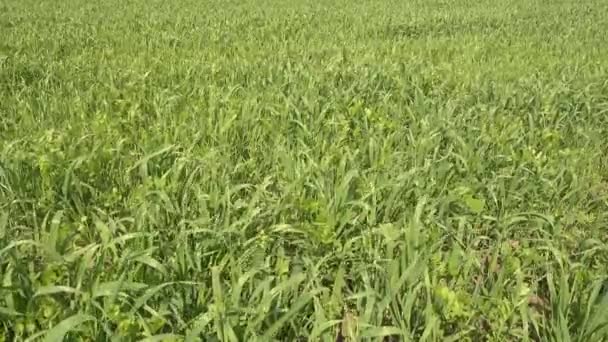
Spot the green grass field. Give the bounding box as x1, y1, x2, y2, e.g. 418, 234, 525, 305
2, 0, 608, 340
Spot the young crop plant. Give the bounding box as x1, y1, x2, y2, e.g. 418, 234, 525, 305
1, 0, 608, 340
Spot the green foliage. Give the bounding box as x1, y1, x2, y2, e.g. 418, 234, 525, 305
1, 0, 608, 340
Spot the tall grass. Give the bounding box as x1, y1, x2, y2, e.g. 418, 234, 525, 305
1, 0, 608, 340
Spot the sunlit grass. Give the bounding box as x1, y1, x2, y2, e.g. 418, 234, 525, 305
1, 0, 608, 340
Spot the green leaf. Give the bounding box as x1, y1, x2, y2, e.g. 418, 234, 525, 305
377, 223, 400, 242
35, 286, 80, 297
360, 326, 403, 338
463, 195, 485, 214
447, 248, 462, 277
130, 281, 197, 314
185, 312, 213, 342
0, 240, 38, 259
92, 281, 147, 298
134, 255, 168, 275
0, 306, 22, 317
137, 334, 182, 342
43, 314, 94, 342
0, 210, 7, 239
261, 292, 314, 340
309, 320, 343, 340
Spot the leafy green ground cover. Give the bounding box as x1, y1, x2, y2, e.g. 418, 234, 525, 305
1, 0, 608, 340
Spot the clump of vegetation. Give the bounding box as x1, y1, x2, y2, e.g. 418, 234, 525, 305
1, 0, 608, 340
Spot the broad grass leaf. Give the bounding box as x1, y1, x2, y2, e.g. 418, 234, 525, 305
185, 312, 213, 342
261, 292, 314, 340
360, 325, 403, 338
463, 195, 485, 214
92, 281, 147, 298
43, 314, 95, 342
35, 286, 79, 297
